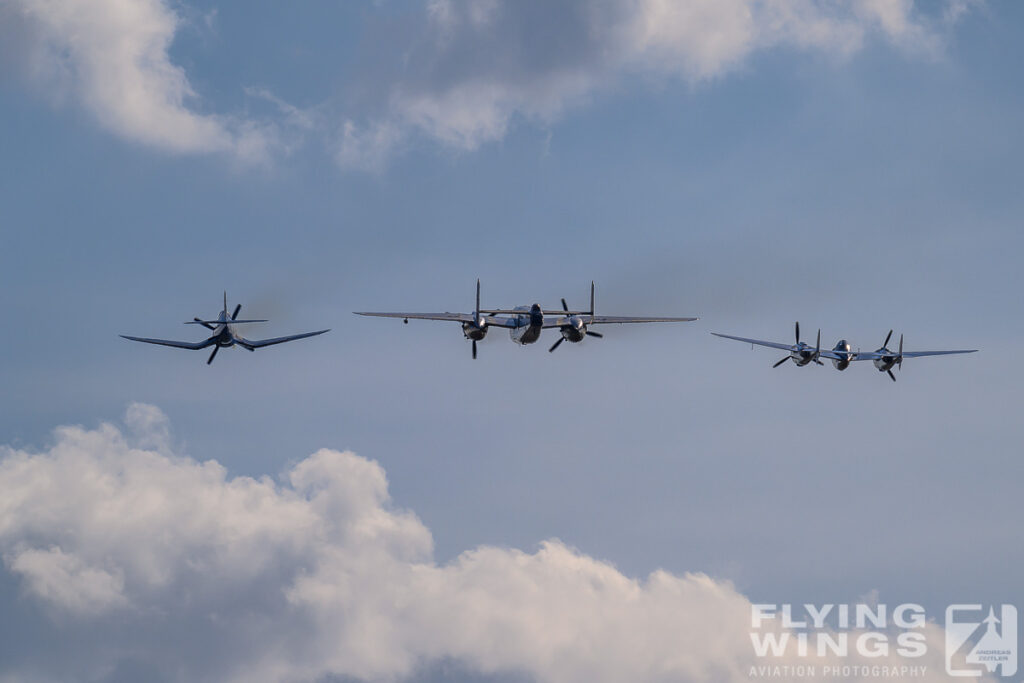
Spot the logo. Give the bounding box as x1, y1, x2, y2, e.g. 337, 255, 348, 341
945, 604, 1017, 677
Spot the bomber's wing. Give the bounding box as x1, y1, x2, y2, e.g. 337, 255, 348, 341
354, 312, 474, 323
542, 315, 698, 328
588, 316, 698, 324
711, 332, 794, 351
482, 316, 518, 328
237, 329, 330, 349
120, 335, 215, 350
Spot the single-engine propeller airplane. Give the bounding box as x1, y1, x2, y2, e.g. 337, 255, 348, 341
355, 280, 697, 358
712, 324, 976, 381
121, 293, 330, 364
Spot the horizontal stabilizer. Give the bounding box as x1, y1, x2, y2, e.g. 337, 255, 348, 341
185, 319, 268, 325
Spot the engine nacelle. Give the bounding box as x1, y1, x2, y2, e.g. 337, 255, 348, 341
560, 316, 587, 343
462, 321, 488, 341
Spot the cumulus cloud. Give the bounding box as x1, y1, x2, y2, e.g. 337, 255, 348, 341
0, 0, 274, 161
0, 0, 977, 168
337, 0, 969, 168
0, 405, 991, 682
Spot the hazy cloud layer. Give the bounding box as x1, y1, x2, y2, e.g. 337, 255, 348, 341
0, 406, 986, 682
337, 0, 966, 168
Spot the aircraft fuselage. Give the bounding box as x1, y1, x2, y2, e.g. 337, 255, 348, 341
509, 304, 545, 345
212, 312, 237, 347
831, 340, 854, 371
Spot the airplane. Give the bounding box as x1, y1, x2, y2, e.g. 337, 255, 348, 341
355, 280, 698, 358
712, 324, 977, 381
121, 293, 330, 364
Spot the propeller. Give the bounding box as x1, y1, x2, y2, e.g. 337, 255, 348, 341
883, 329, 893, 348
232, 304, 242, 320
549, 294, 598, 352
207, 345, 219, 365
773, 356, 790, 368
193, 317, 214, 330
795, 321, 800, 345
813, 329, 823, 365
898, 333, 903, 372
471, 278, 483, 360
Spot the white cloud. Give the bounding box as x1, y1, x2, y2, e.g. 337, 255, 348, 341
0, 0, 976, 169
0, 405, 992, 682
2, 0, 274, 161
339, 0, 969, 168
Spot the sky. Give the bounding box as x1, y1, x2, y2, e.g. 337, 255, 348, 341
0, 1, 1022, 681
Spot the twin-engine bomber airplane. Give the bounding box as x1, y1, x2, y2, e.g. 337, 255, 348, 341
712, 323, 977, 381
355, 280, 697, 358
121, 293, 330, 364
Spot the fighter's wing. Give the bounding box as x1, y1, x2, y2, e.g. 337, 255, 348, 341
237, 329, 330, 349
120, 335, 216, 350
845, 351, 882, 361
900, 350, 977, 358
354, 312, 475, 323
846, 349, 977, 361
711, 332, 794, 351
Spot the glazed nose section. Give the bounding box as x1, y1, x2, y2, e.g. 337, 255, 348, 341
530, 303, 541, 313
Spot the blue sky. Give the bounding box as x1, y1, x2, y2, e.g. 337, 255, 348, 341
0, 1, 1021, 681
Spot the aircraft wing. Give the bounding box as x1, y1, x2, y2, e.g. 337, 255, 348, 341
354, 312, 475, 323
589, 316, 698, 325
237, 329, 330, 349
846, 349, 977, 361
900, 350, 977, 358
711, 332, 794, 351
541, 315, 697, 328
482, 316, 518, 328
120, 335, 215, 350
